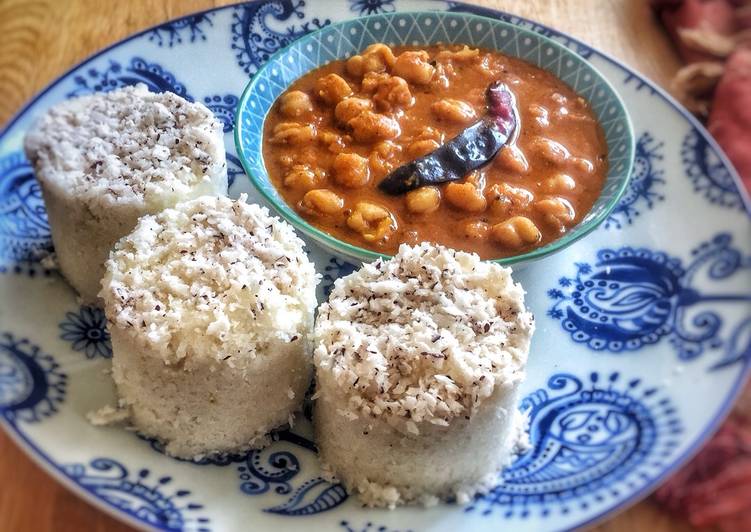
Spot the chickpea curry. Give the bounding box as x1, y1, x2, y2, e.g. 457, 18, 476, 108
262, 43, 608, 259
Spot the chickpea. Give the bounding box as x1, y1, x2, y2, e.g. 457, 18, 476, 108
333, 152, 371, 188
347, 201, 396, 242
487, 183, 534, 216
302, 189, 344, 216
532, 137, 571, 165
528, 104, 550, 128
270, 122, 317, 145
361, 72, 390, 94
393, 50, 436, 85
348, 111, 400, 142
373, 76, 414, 111
535, 197, 576, 229
491, 217, 542, 248
463, 220, 490, 240
430, 62, 450, 91
413, 126, 443, 143
444, 182, 487, 213
369, 140, 401, 177
278, 154, 295, 168
571, 156, 595, 175
346, 43, 396, 77
318, 130, 347, 153
407, 138, 440, 158
431, 99, 477, 124
495, 145, 529, 174
314, 74, 353, 105
405, 187, 441, 214
334, 97, 373, 125
436, 46, 480, 63
278, 90, 313, 118
542, 173, 576, 193
551, 92, 568, 105
283, 164, 325, 191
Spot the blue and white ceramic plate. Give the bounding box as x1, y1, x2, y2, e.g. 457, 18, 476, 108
0, 2, 749, 531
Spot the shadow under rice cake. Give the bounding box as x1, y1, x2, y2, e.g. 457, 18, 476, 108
100, 195, 317, 459
24, 83, 227, 303
313, 243, 534, 507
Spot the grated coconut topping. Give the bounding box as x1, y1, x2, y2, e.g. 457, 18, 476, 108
24, 83, 225, 208
315, 243, 534, 429
101, 195, 318, 366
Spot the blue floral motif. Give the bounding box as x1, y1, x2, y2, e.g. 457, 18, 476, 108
340, 522, 413, 532
0, 333, 66, 424
204, 94, 239, 133
322, 257, 357, 298
547, 234, 751, 367
0, 151, 51, 262
59, 306, 112, 359
237, 430, 348, 515
226, 152, 245, 189
605, 132, 665, 229
231, 1, 330, 75
67, 57, 192, 100
149, 13, 215, 47
62, 458, 210, 531
349, 0, 396, 15
447, 3, 594, 58
468, 371, 682, 517
682, 128, 744, 210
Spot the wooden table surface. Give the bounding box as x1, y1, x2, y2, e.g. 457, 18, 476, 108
0, 1, 696, 531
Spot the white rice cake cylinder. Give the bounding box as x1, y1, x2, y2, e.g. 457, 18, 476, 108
101, 195, 318, 459
24, 84, 228, 303
314, 243, 535, 507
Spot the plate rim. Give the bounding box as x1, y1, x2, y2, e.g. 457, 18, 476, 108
0, 1, 749, 531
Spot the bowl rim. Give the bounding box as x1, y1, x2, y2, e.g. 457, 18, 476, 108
234, 10, 635, 265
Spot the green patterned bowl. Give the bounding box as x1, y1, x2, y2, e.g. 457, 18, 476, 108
235, 11, 635, 265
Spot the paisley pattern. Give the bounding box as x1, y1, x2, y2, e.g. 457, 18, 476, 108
469, 372, 682, 517
237, 430, 348, 515
0, 152, 51, 263
0, 333, 66, 424
231, 1, 330, 75
62, 458, 210, 531
148, 13, 216, 47
67, 57, 192, 99
0, 2, 748, 531
682, 128, 745, 210
547, 234, 751, 367
605, 132, 665, 229
59, 306, 112, 359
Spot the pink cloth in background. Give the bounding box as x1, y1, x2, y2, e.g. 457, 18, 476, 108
653, 0, 738, 62
653, 0, 751, 190
651, 1, 751, 529
709, 47, 751, 188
